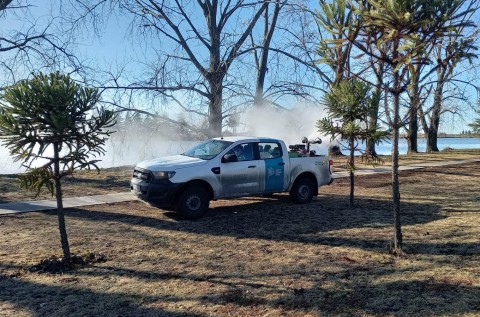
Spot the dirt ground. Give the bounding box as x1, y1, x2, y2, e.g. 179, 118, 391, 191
0, 151, 479, 316
1, 148, 478, 204
0, 167, 132, 203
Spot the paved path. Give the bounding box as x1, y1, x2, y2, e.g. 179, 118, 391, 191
1, 158, 478, 215
0, 193, 136, 215
332, 158, 480, 178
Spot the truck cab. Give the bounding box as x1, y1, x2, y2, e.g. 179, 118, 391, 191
131, 136, 333, 219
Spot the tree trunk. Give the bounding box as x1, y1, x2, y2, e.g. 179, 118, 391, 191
392, 103, 402, 249
349, 137, 355, 208
366, 64, 384, 156
427, 68, 446, 153
406, 104, 418, 154
366, 90, 379, 155
53, 142, 71, 260
206, 20, 224, 140
208, 79, 223, 138
417, 102, 429, 149
366, 107, 379, 156
254, 0, 280, 108
365, 140, 376, 156
391, 42, 402, 251
407, 72, 420, 155
427, 125, 439, 152
426, 89, 442, 152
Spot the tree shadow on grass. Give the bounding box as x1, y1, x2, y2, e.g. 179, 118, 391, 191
54, 194, 460, 255
273, 271, 480, 316
2, 261, 478, 317
0, 272, 204, 317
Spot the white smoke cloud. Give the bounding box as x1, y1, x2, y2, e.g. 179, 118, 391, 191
243, 103, 334, 154
100, 131, 197, 168
1, 105, 335, 174
0, 132, 196, 174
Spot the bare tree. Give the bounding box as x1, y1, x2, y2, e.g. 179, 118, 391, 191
0, 1, 80, 86
246, 1, 331, 112
59, 1, 337, 136
424, 22, 478, 152
69, 0, 272, 137
405, 64, 423, 154
251, 0, 281, 108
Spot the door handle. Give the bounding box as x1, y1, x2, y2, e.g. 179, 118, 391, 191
248, 165, 256, 168
278, 162, 285, 166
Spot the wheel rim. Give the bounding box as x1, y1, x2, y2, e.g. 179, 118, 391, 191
298, 184, 310, 200
186, 195, 201, 211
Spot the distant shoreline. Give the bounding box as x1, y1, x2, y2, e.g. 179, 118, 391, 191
401, 135, 480, 139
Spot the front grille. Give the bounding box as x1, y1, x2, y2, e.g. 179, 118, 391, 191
133, 169, 152, 182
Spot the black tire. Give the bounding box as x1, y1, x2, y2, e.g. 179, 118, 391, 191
175, 185, 210, 220
290, 177, 315, 204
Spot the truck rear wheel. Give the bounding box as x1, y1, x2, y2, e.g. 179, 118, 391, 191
175, 185, 210, 220
290, 177, 315, 204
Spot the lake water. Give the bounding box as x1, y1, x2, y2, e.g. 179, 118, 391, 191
0, 137, 478, 174
368, 137, 480, 155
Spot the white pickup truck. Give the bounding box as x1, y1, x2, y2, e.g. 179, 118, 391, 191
131, 136, 333, 219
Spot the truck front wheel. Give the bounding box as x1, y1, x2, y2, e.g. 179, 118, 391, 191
175, 185, 210, 220
290, 177, 315, 204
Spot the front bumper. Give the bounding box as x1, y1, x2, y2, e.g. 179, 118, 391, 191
130, 177, 180, 207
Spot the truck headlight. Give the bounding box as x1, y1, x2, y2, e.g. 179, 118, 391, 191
152, 171, 176, 180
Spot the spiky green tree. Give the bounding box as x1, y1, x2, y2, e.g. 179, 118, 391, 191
0, 72, 115, 261
469, 113, 480, 133
316, 0, 360, 84
316, 0, 385, 156
317, 79, 389, 207
352, 0, 477, 251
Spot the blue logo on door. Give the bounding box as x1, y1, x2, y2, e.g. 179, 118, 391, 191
265, 157, 284, 192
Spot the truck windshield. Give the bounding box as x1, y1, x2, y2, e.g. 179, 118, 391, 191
182, 139, 233, 160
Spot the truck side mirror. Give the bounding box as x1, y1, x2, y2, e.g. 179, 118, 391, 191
222, 153, 238, 163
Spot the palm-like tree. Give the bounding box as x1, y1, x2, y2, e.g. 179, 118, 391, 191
352, 0, 476, 251
0, 72, 115, 261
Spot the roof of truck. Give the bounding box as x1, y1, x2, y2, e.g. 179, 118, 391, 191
213, 136, 279, 143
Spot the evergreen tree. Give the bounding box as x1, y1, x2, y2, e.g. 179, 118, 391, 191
0, 72, 115, 261
317, 79, 389, 207
469, 117, 480, 133
351, 0, 475, 251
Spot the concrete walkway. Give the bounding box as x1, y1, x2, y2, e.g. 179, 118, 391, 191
332, 158, 480, 178
1, 158, 478, 215
0, 193, 136, 215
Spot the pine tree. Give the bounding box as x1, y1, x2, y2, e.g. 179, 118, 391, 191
469, 115, 480, 134
0, 72, 115, 261
352, 0, 476, 252
317, 79, 389, 207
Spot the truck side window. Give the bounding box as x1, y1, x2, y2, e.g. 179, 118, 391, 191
234, 143, 254, 161
242, 143, 254, 161
258, 142, 282, 159
271, 146, 282, 158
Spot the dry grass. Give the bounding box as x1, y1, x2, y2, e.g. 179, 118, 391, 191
1, 155, 479, 316
0, 167, 132, 203
1, 149, 479, 204
333, 148, 480, 171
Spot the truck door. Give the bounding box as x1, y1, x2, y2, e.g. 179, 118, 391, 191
258, 141, 286, 192
220, 142, 261, 197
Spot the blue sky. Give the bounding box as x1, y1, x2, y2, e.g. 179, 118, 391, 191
0, 0, 479, 134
